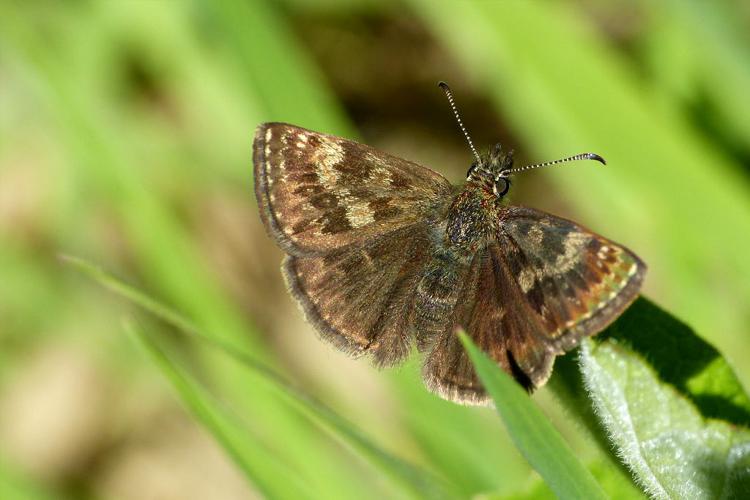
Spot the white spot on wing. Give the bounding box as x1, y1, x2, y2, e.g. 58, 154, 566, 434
489, 307, 506, 322
518, 268, 536, 293
345, 200, 375, 228
370, 166, 392, 186
527, 225, 544, 246
313, 140, 345, 190
550, 232, 588, 273
264, 127, 272, 158
627, 263, 638, 277
364, 151, 388, 168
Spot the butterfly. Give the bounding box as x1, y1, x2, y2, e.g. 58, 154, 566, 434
253, 82, 646, 405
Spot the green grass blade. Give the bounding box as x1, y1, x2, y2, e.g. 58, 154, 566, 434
458, 332, 607, 500
207, 342, 453, 499
203, 0, 352, 135
391, 366, 534, 497
68, 256, 456, 499
0, 9, 377, 497
645, 0, 750, 152
126, 320, 309, 499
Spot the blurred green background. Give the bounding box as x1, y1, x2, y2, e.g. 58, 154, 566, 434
2, 0, 750, 498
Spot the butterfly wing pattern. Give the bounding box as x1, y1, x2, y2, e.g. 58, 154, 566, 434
255, 123, 453, 366
254, 122, 646, 405
254, 123, 453, 255
422, 207, 645, 404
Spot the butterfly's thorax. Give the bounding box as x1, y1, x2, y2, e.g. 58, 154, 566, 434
445, 182, 501, 251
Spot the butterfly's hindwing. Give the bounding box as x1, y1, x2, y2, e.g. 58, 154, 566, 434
282, 223, 433, 367
254, 123, 453, 255
422, 245, 554, 405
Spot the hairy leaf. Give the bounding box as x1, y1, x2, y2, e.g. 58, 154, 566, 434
581, 339, 750, 498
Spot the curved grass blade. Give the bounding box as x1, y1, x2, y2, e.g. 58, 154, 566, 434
0, 6, 376, 495
67, 256, 456, 499
126, 320, 308, 499
458, 332, 607, 500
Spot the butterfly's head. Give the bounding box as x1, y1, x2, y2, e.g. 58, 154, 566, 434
466, 144, 515, 198
438, 81, 606, 199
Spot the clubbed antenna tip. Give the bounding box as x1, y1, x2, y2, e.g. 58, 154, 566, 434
508, 152, 607, 175
586, 153, 606, 165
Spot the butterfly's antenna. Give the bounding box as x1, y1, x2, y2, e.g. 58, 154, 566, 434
507, 152, 606, 175
438, 81, 481, 165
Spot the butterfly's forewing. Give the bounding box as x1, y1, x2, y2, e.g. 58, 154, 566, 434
423, 207, 646, 404
283, 224, 434, 366
500, 206, 646, 350
254, 123, 453, 256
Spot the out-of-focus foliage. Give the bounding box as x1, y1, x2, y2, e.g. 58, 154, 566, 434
408, 0, 750, 372
1, 1, 749, 499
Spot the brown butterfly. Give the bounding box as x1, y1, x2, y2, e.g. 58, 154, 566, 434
253, 82, 646, 405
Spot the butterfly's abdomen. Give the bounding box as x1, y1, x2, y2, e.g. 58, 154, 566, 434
445, 185, 497, 251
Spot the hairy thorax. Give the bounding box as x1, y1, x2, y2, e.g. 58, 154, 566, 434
444, 182, 501, 252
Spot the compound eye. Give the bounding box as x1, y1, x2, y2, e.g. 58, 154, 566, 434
493, 176, 510, 197
466, 164, 477, 180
